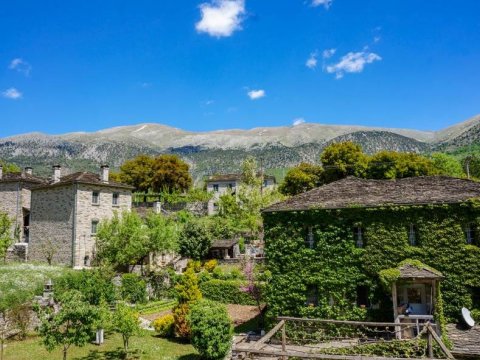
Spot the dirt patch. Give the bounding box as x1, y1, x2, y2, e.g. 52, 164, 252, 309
140, 309, 172, 322
227, 304, 262, 325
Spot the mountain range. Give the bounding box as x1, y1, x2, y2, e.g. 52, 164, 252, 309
1, 114, 479, 181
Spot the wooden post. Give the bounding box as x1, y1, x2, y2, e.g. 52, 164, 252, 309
427, 329, 434, 359
281, 321, 287, 360
392, 282, 400, 339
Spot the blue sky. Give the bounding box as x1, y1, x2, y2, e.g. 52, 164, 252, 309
1, 0, 480, 137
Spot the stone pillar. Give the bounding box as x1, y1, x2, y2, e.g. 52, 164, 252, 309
24, 167, 33, 176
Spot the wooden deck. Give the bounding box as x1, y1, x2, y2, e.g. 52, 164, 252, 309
447, 323, 480, 358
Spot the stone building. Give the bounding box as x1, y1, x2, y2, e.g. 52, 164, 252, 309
0, 165, 47, 243
28, 165, 133, 268
205, 173, 276, 215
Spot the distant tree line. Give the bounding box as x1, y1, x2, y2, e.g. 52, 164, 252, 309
279, 141, 466, 196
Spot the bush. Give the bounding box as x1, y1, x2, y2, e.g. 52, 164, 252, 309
121, 273, 147, 304
179, 220, 212, 260
55, 269, 116, 305
204, 259, 218, 272
200, 279, 261, 305
187, 260, 202, 273
189, 299, 233, 360
153, 314, 175, 337
471, 309, 480, 322
197, 271, 213, 284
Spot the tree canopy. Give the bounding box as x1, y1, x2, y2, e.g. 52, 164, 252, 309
279, 163, 324, 196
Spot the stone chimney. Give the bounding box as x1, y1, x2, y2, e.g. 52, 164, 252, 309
24, 167, 33, 176
52, 165, 61, 183
0, 165, 3, 180
100, 165, 109, 183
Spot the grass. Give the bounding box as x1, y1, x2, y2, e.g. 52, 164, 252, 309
135, 299, 177, 316
3, 331, 199, 360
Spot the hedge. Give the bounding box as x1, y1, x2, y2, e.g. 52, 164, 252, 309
199, 279, 262, 305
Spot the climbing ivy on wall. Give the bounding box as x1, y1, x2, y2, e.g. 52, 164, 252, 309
263, 201, 480, 323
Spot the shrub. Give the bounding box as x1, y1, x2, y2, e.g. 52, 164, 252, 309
173, 268, 202, 338
197, 271, 213, 284
121, 273, 147, 304
204, 259, 218, 273
200, 279, 261, 305
179, 220, 212, 260
212, 267, 223, 279
153, 314, 175, 337
471, 309, 480, 322
189, 299, 233, 360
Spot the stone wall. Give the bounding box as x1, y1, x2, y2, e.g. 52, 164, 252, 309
73, 184, 131, 268
28, 186, 75, 265
0, 181, 22, 230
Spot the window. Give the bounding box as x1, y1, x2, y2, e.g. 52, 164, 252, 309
356, 286, 370, 308
408, 224, 417, 246
213, 184, 219, 192
84, 255, 90, 267
91, 220, 99, 235
465, 223, 476, 245
306, 226, 314, 249
112, 192, 119, 206
92, 191, 100, 204
354, 226, 364, 248
228, 183, 234, 190
305, 285, 318, 307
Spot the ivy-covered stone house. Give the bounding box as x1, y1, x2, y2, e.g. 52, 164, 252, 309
262, 176, 480, 326
28, 165, 133, 268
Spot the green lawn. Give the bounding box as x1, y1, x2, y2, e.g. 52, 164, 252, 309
3, 332, 199, 360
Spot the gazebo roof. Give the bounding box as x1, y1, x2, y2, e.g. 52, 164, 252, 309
398, 263, 443, 280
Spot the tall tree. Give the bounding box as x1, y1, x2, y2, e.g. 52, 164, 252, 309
36, 290, 99, 360
279, 163, 324, 196
145, 213, 179, 255
113, 303, 140, 357
430, 153, 464, 177
173, 267, 202, 338
151, 154, 192, 193
119, 154, 155, 192
321, 141, 369, 183
95, 211, 150, 271
178, 219, 212, 260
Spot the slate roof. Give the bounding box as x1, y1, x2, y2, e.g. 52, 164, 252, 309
447, 323, 480, 356
210, 239, 239, 249
206, 173, 276, 183
0, 172, 47, 184
32, 172, 134, 190
264, 176, 480, 212
398, 263, 443, 279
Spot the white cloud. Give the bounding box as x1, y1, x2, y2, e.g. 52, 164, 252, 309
9, 58, 31, 76
322, 48, 336, 59
2, 88, 22, 100
196, 0, 245, 38
325, 51, 381, 79
311, 0, 332, 9
306, 52, 318, 69
247, 89, 265, 100
293, 118, 306, 126
373, 36, 381, 43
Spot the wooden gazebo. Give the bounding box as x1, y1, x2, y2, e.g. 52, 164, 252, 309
389, 262, 443, 339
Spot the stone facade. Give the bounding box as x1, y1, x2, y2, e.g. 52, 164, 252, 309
28, 169, 132, 268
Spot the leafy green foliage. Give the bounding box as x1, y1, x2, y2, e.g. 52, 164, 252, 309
173, 267, 202, 338
429, 153, 464, 177
264, 203, 480, 323
367, 151, 436, 179
321, 141, 369, 182
0, 212, 13, 263
188, 299, 233, 360
0, 160, 21, 174
121, 273, 147, 304
199, 279, 261, 305
145, 212, 179, 254
178, 219, 212, 260
36, 290, 99, 360
113, 302, 141, 357
95, 210, 150, 270
119, 154, 155, 192
55, 269, 116, 305
279, 162, 324, 196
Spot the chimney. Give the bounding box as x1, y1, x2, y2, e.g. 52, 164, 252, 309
24, 167, 33, 176
0, 165, 2, 180
52, 165, 61, 183
100, 165, 109, 183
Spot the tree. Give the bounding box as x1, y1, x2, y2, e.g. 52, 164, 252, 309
145, 212, 179, 255
36, 290, 99, 360
188, 300, 233, 360
0, 160, 20, 174
279, 163, 324, 196
241, 156, 262, 187
430, 153, 464, 177
178, 219, 212, 260
240, 259, 267, 329
119, 154, 155, 192
40, 238, 58, 265
173, 267, 202, 338
95, 211, 150, 271
367, 151, 436, 179
0, 213, 13, 264
321, 141, 369, 183
113, 303, 140, 358
0, 290, 32, 360
151, 154, 192, 193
